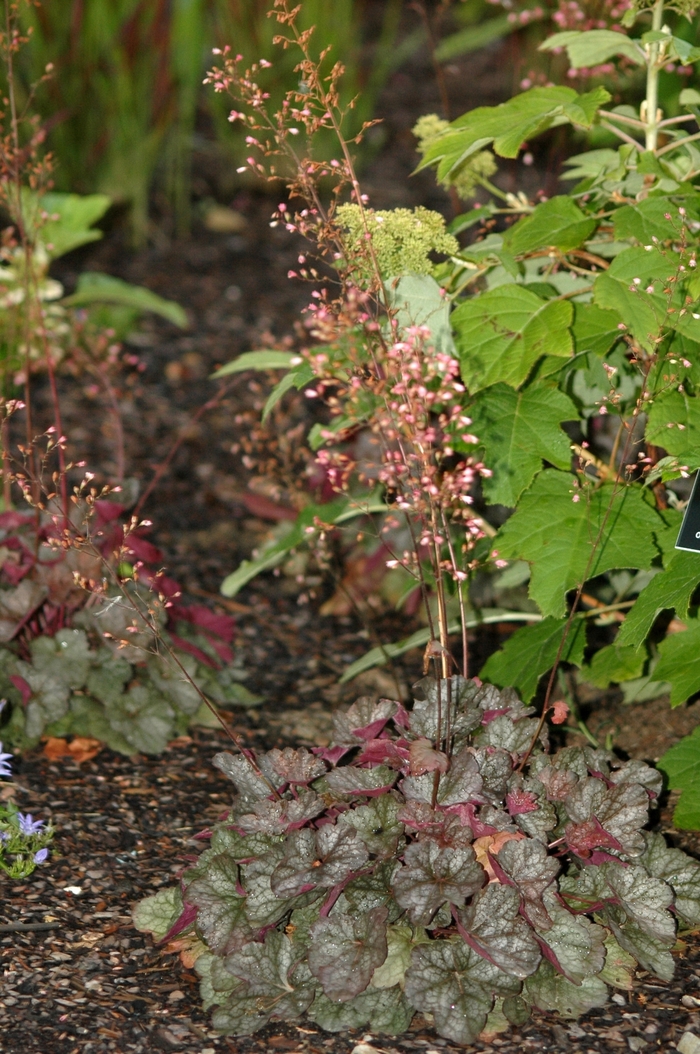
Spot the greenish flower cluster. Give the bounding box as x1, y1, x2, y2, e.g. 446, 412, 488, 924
335, 203, 459, 284
413, 114, 497, 201
629, 0, 699, 14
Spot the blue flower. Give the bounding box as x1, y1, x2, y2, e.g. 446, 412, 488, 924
17, 813, 44, 836
0, 742, 12, 779
33, 848, 48, 864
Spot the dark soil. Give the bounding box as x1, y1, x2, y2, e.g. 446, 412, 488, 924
1, 14, 700, 1054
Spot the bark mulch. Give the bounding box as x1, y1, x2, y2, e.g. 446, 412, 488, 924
1, 18, 700, 1053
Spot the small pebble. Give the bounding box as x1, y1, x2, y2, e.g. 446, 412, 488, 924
678, 1033, 700, 1054
167, 989, 185, 1003
628, 1038, 646, 1052
683, 995, 700, 1009
612, 992, 627, 1005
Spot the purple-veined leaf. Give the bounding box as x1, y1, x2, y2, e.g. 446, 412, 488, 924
392, 839, 485, 926
213, 751, 284, 802
560, 862, 676, 980
342, 860, 401, 917
477, 714, 543, 754
457, 883, 541, 978
237, 791, 325, 835
609, 758, 663, 797
240, 848, 309, 929
270, 825, 369, 899
640, 831, 700, 926
308, 983, 414, 1034
563, 777, 648, 858
401, 745, 483, 806
494, 838, 559, 931
523, 961, 608, 1019
308, 905, 389, 1001
215, 930, 316, 1034
409, 676, 482, 741
535, 893, 606, 984
404, 937, 520, 1045
325, 764, 397, 797
533, 762, 579, 802
266, 748, 327, 785
332, 697, 397, 744
474, 747, 513, 797
337, 795, 404, 857
184, 853, 255, 954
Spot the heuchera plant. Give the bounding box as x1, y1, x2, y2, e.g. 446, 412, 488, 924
134, 681, 700, 1043
0, 504, 259, 756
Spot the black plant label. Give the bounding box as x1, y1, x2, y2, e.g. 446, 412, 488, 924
676, 473, 700, 554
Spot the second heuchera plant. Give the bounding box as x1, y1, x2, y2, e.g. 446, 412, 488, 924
136, 0, 700, 1042
135, 681, 700, 1043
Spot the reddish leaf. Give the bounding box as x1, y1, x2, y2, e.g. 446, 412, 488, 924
241, 491, 298, 521
207, 638, 234, 665
356, 739, 409, 770
167, 632, 219, 669
2, 560, 33, 585
94, 500, 127, 526
137, 569, 182, 598
409, 737, 449, 776
445, 802, 499, 837
10, 674, 31, 704
482, 708, 509, 724
506, 790, 539, 816
565, 816, 624, 856
0, 511, 33, 530
170, 604, 235, 643
312, 745, 351, 765
125, 534, 163, 563
159, 901, 198, 945
393, 703, 410, 729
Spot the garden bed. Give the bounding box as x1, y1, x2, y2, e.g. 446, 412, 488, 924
1, 18, 700, 1053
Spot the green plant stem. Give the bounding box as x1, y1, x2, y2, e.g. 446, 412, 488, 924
657, 130, 700, 157
600, 120, 642, 150
644, 0, 665, 152
598, 109, 646, 130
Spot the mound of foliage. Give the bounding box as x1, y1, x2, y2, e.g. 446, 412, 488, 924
0, 507, 259, 755
134, 678, 700, 1044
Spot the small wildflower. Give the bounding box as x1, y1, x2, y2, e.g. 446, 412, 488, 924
33, 848, 49, 864
17, 813, 45, 836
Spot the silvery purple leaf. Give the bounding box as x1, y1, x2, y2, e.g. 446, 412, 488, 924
308, 905, 389, 1001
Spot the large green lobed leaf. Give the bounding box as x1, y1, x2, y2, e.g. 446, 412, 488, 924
452, 287, 573, 393
495, 471, 663, 618
468, 382, 577, 506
